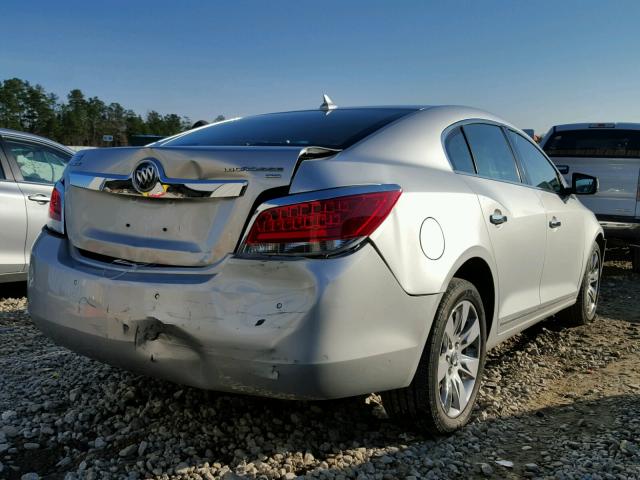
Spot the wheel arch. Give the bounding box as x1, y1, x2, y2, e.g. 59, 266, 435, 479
581, 230, 605, 281
581, 212, 605, 278
438, 247, 499, 341
595, 232, 606, 258
450, 257, 497, 340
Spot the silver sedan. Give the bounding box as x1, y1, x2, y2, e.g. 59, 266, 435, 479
28, 102, 603, 432
0, 129, 72, 283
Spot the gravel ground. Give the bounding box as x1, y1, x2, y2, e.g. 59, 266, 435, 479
0, 258, 638, 480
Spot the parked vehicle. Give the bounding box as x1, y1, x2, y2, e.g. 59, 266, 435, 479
28, 104, 603, 432
541, 123, 640, 271
0, 129, 73, 283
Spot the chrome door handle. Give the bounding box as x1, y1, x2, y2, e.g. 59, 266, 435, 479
27, 194, 51, 204
490, 212, 508, 225
549, 217, 562, 228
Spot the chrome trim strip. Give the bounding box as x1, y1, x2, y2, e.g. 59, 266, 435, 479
69, 172, 129, 190
69, 171, 247, 198
256, 183, 401, 209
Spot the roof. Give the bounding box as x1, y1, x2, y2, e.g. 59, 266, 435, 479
0, 128, 74, 153
241, 105, 428, 117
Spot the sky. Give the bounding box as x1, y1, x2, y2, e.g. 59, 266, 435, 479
2, 0, 640, 134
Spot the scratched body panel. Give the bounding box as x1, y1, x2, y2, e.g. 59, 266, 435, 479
29, 232, 438, 399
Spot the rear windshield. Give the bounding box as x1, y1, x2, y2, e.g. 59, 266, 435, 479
160, 108, 417, 149
543, 129, 640, 158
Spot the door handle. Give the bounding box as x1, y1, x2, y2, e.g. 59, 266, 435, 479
490, 211, 508, 225
27, 194, 51, 204
549, 217, 562, 228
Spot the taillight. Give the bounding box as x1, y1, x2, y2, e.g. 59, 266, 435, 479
47, 181, 65, 235
49, 188, 62, 221
240, 187, 401, 257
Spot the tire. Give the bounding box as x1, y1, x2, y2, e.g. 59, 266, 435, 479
558, 242, 602, 325
382, 278, 486, 433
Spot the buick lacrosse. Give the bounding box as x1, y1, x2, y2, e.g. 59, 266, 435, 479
29, 100, 603, 432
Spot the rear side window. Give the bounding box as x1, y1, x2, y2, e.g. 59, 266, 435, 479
508, 131, 562, 193
161, 108, 417, 149
445, 127, 475, 174
543, 129, 640, 158
463, 124, 520, 183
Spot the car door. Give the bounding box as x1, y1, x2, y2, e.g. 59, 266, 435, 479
3, 137, 71, 264
0, 143, 28, 275
450, 123, 547, 326
507, 130, 584, 304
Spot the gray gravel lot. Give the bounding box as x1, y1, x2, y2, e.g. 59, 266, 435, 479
0, 258, 638, 480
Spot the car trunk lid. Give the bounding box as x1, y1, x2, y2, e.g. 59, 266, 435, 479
65, 145, 321, 267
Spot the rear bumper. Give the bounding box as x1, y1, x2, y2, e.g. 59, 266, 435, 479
28, 230, 440, 400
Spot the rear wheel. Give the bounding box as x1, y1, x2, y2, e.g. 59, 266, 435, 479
382, 278, 486, 433
559, 243, 601, 325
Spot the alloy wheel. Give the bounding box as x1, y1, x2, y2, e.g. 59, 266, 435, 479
437, 300, 481, 418
586, 248, 600, 316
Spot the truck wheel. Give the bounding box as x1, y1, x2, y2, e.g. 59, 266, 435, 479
382, 278, 486, 433
559, 243, 601, 325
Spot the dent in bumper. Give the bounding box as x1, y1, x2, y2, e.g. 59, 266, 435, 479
28, 231, 441, 399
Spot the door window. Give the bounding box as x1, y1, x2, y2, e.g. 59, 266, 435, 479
5, 140, 70, 184
508, 131, 562, 193
445, 127, 475, 174
463, 124, 520, 183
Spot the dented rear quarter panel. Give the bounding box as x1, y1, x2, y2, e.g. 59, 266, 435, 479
290, 107, 501, 336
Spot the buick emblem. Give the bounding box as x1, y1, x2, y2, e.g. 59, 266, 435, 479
132, 161, 160, 193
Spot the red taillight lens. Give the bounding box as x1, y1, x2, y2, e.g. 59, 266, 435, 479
49, 187, 62, 221
47, 181, 65, 235
241, 189, 401, 256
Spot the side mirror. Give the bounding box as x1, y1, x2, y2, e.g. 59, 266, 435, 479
570, 172, 598, 195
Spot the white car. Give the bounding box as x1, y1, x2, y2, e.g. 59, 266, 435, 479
29, 103, 603, 432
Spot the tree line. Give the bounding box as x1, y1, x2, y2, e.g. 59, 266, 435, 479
0, 78, 224, 146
